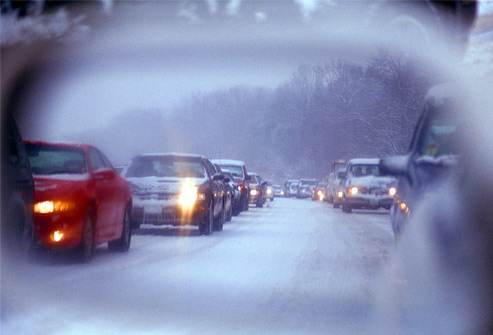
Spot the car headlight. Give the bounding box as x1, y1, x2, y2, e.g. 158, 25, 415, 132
337, 191, 344, 198
34, 201, 74, 214
266, 189, 272, 195
250, 189, 258, 196
388, 187, 397, 196
179, 186, 199, 208
348, 186, 359, 195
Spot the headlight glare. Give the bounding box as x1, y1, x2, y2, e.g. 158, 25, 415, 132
389, 187, 397, 196
349, 187, 359, 195
179, 187, 198, 208
34, 201, 73, 214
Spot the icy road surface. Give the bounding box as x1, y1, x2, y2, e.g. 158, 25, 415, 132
3, 198, 394, 335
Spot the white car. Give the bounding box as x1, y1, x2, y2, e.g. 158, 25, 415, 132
340, 158, 396, 213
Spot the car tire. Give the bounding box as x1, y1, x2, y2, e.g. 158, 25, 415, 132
327, 194, 333, 204
243, 198, 249, 211
333, 202, 340, 209
226, 202, 233, 222
232, 202, 240, 216
77, 211, 95, 263
200, 201, 214, 236
108, 204, 132, 252
256, 198, 263, 208
213, 205, 225, 232
342, 201, 352, 213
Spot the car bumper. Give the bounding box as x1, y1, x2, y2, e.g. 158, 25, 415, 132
131, 198, 207, 226
346, 195, 393, 209
33, 213, 84, 248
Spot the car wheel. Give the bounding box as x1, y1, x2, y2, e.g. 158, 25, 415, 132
342, 201, 352, 213
333, 202, 340, 209
108, 204, 132, 252
213, 204, 225, 231
243, 197, 249, 211
232, 202, 240, 216
200, 201, 214, 236
77, 212, 95, 263
226, 202, 233, 222
256, 198, 263, 208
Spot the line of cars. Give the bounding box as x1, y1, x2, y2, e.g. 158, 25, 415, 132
5, 134, 275, 263
296, 82, 463, 243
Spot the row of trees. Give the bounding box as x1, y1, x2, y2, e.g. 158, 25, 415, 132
74, 50, 432, 183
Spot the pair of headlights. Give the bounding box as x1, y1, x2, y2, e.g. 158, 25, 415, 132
347, 186, 397, 196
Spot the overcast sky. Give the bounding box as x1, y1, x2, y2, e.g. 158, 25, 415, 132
27, 0, 493, 141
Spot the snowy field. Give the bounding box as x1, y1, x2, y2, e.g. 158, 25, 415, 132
2, 198, 394, 335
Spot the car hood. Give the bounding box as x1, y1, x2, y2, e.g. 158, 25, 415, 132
126, 176, 207, 195
33, 175, 90, 200
349, 175, 396, 188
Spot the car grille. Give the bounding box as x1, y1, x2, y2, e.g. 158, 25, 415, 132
144, 211, 179, 223
369, 187, 388, 195
131, 207, 180, 224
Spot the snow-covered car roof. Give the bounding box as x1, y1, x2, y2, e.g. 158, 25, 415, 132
134, 153, 206, 160
211, 159, 246, 166
425, 82, 460, 107
24, 140, 88, 149
348, 158, 380, 165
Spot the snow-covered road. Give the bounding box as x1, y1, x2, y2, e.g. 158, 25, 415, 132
2, 198, 395, 335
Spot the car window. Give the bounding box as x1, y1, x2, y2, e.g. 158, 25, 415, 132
126, 157, 205, 178
417, 108, 461, 157
26, 144, 86, 175
350, 164, 380, 177
220, 165, 244, 178
88, 147, 106, 171
96, 149, 114, 169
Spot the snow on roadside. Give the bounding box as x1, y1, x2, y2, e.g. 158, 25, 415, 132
1, 9, 89, 47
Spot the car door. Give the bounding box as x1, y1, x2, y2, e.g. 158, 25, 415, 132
88, 147, 122, 242
204, 160, 223, 217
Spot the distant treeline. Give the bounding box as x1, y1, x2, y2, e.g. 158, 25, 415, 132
73, 50, 432, 183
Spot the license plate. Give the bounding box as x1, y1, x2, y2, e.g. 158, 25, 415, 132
370, 198, 379, 206
144, 204, 162, 214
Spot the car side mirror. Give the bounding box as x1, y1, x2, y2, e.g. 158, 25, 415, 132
379, 155, 410, 177
261, 181, 268, 186
246, 175, 252, 181
337, 171, 346, 179
212, 173, 224, 181
93, 168, 116, 181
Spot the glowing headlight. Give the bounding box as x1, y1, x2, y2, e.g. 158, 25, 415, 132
266, 189, 272, 195
34, 201, 73, 214
250, 189, 258, 196
337, 191, 343, 198
389, 187, 397, 196
52, 231, 64, 242
349, 187, 359, 195
179, 187, 198, 208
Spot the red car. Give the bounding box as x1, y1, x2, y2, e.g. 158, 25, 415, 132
24, 141, 132, 262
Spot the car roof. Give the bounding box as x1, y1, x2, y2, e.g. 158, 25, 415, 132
134, 153, 206, 160
24, 140, 90, 149
348, 158, 380, 165
425, 82, 460, 107
211, 159, 246, 166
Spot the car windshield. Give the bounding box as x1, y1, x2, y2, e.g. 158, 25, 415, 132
219, 165, 244, 178
350, 164, 380, 177
418, 108, 462, 157
126, 157, 205, 178
25, 144, 87, 175
300, 180, 317, 186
